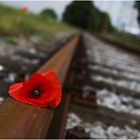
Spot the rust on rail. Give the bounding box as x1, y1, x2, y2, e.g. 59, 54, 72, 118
0, 34, 79, 139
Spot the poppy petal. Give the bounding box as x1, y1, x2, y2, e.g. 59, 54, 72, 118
8, 70, 62, 108
9, 82, 23, 97
42, 69, 61, 86
49, 93, 62, 108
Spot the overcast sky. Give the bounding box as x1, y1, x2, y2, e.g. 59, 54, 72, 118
0, 0, 139, 34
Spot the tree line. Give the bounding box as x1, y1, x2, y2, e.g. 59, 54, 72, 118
62, 1, 114, 33
40, 1, 140, 34
40, 1, 114, 33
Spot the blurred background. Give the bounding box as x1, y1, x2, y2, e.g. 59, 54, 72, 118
1, 0, 139, 34
0, 0, 140, 139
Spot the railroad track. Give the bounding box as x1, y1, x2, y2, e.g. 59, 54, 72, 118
0, 33, 140, 138
65, 33, 140, 139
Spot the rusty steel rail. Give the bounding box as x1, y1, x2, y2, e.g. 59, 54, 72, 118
0, 34, 79, 139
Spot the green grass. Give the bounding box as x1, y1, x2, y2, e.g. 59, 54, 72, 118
4, 36, 17, 45
97, 32, 140, 51
0, 4, 76, 39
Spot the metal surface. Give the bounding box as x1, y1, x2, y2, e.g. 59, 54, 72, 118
0, 34, 79, 139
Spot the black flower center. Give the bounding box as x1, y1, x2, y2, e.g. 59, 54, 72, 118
33, 89, 40, 96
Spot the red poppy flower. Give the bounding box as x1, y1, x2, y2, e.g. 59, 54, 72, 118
9, 70, 62, 108
21, 6, 28, 13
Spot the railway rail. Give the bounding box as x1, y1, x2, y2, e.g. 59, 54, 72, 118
0, 33, 140, 138
0, 34, 79, 139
